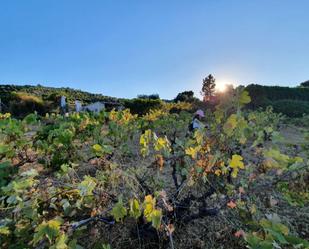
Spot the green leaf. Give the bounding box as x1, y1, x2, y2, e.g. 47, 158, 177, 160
266, 229, 288, 244
78, 176, 96, 197
111, 199, 127, 222
50, 233, 68, 249
223, 114, 237, 136
33, 218, 62, 245
239, 90, 251, 105
151, 209, 162, 229
285, 235, 309, 247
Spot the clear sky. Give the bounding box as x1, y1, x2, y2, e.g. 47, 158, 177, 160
0, 0, 308, 99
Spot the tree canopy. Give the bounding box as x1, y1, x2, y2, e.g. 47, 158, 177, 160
201, 74, 216, 101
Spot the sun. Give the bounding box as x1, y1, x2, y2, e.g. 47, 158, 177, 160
215, 81, 228, 92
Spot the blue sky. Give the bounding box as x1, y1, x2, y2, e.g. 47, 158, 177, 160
0, 0, 308, 99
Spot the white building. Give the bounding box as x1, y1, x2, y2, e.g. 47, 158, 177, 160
60, 96, 66, 107
75, 100, 82, 112
82, 102, 105, 113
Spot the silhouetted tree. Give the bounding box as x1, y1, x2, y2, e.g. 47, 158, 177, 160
137, 94, 160, 100
174, 91, 195, 102
201, 74, 216, 101
300, 80, 309, 88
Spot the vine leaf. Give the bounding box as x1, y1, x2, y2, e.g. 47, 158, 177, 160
223, 114, 238, 136
239, 90, 251, 105
151, 209, 162, 229
78, 176, 96, 197
111, 199, 127, 222
50, 233, 68, 249
143, 195, 155, 222
129, 198, 141, 219
230, 155, 245, 178
33, 218, 62, 245
185, 146, 200, 159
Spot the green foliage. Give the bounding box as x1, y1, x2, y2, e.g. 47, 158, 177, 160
0, 84, 120, 117
271, 99, 309, 117
33, 218, 63, 245
124, 98, 163, 115
0, 161, 16, 188
111, 199, 127, 222
244, 216, 309, 249
174, 91, 196, 103
0, 90, 308, 249
129, 199, 142, 219
92, 143, 113, 157
78, 176, 96, 197
246, 84, 309, 117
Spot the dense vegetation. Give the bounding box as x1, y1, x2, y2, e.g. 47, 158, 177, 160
246, 84, 309, 117
1, 88, 308, 249
0, 85, 121, 117
2, 83, 309, 118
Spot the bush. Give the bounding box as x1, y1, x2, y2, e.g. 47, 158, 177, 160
271, 100, 309, 117
9, 92, 49, 118
137, 94, 160, 100
174, 91, 196, 102
124, 98, 163, 115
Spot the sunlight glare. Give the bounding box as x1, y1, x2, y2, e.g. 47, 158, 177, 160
216, 81, 228, 92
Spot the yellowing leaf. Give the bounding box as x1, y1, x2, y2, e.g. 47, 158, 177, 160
0, 226, 10, 235
143, 195, 156, 222
153, 135, 171, 153
33, 219, 62, 245
185, 146, 200, 159
129, 199, 141, 219
239, 90, 251, 105
140, 130, 152, 157
214, 169, 221, 176
250, 204, 257, 214
230, 155, 244, 169
194, 129, 204, 145
92, 144, 102, 152
229, 155, 245, 178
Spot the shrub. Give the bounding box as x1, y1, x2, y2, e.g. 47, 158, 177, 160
271, 100, 309, 117
124, 98, 163, 115
9, 92, 49, 117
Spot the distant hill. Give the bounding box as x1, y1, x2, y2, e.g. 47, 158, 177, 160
0, 84, 122, 117
245, 84, 309, 117
1, 83, 309, 118
0, 84, 169, 118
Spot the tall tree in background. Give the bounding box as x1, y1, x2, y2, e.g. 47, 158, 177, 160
201, 74, 216, 101
300, 80, 309, 88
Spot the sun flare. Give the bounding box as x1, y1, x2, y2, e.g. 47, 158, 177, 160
215, 81, 228, 92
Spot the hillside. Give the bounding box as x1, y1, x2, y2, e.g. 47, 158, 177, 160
1, 83, 309, 118
0, 84, 122, 117
245, 84, 309, 117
